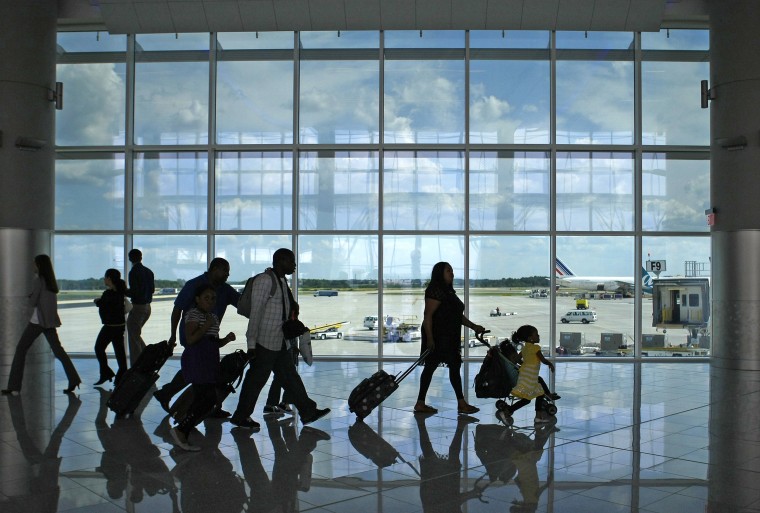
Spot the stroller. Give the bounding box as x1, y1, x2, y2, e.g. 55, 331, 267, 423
473, 332, 557, 424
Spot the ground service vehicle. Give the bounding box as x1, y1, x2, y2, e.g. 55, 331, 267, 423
575, 298, 590, 309
313, 327, 343, 339
364, 315, 379, 330
560, 310, 598, 324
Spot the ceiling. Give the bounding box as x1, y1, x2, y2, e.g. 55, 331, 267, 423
58, 0, 709, 34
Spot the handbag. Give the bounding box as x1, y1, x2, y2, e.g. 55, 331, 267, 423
282, 319, 308, 339
298, 331, 314, 366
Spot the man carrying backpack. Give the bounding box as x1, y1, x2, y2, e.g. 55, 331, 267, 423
153, 258, 240, 417
230, 248, 330, 431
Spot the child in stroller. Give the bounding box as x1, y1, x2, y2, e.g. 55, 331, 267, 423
500, 325, 559, 424
473, 329, 559, 425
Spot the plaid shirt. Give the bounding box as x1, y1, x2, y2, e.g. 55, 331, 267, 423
245, 272, 292, 351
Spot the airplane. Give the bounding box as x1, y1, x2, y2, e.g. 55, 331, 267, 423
555, 258, 653, 294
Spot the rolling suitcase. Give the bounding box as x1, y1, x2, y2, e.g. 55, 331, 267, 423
348, 350, 429, 420
108, 340, 173, 416
170, 349, 251, 422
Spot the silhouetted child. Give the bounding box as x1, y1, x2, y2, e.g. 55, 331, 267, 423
503, 325, 556, 423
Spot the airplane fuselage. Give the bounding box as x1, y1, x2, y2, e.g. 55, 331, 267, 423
556, 276, 633, 292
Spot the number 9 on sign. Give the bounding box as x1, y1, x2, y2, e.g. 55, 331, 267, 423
646, 260, 666, 273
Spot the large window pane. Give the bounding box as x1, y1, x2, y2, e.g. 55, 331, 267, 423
469, 60, 550, 144
642, 29, 709, 50
556, 61, 634, 144
557, 152, 633, 231
642, 236, 711, 357
643, 154, 710, 232
132, 234, 208, 283
215, 235, 293, 283
216, 152, 292, 230
216, 61, 294, 144
470, 235, 550, 358
297, 235, 379, 357
57, 32, 126, 52
382, 235, 463, 357
556, 31, 633, 50
299, 60, 379, 144
299, 31, 379, 49
556, 236, 634, 357
136, 33, 209, 51
215, 234, 294, 352
217, 32, 294, 50
55, 154, 125, 230
54, 234, 125, 354
383, 151, 464, 231
385, 30, 464, 48
470, 151, 550, 231
642, 62, 709, 146
134, 152, 208, 230
134, 61, 209, 145
56, 63, 126, 146
299, 151, 379, 231
384, 60, 464, 143
470, 30, 550, 49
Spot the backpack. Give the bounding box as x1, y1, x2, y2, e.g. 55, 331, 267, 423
217, 349, 251, 388
474, 347, 509, 399
236, 268, 279, 318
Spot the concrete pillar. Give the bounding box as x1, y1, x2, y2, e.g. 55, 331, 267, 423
708, 1, 760, 510
0, 1, 57, 382
0, 0, 59, 489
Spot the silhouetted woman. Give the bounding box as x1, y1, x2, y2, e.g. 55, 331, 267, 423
93, 268, 129, 385
2, 254, 81, 395
415, 261, 485, 415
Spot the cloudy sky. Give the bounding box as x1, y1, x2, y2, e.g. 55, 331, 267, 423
52, 30, 710, 282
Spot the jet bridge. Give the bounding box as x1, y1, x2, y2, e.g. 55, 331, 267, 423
652, 277, 710, 329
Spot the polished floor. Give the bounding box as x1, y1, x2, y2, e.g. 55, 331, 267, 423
0, 357, 755, 513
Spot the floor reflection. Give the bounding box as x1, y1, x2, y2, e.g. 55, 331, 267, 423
5, 394, 80, 513
0, 359, 727, 512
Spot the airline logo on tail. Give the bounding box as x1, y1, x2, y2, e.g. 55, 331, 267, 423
641, 266, 654, 293
555, 258, 574, 278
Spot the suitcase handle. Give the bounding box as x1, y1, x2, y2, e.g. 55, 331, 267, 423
394, 349, 431, 384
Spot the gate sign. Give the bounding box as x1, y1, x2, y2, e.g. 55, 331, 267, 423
646, 260, 666, 273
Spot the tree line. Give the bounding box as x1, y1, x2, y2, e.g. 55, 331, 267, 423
59, 276, 549, 291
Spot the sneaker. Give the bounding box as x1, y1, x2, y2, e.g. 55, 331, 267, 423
277, 402, 293, 413
301, 408, 330, 425
263, 404, 287, 416
229, 416, 261, 430
169, 427, 201, 452
550, 393, 561, 400
153, 391, 171, 413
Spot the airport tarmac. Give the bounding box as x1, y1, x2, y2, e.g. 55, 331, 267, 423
53, 290, 703, 358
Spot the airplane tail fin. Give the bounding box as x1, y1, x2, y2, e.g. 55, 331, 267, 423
555, 258, 574, 277
642, 266, 653, 292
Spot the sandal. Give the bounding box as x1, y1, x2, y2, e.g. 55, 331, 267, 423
414, 404, 438, 414
457, 404, 480, 415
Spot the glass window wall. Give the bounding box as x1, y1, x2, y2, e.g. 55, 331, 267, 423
54, 28, 710, 359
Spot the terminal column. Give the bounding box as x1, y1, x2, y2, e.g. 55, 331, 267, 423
0, 2, 57, 389
708, 0, 760, 510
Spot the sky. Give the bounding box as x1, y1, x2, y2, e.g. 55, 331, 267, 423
52, 29, 711, 281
